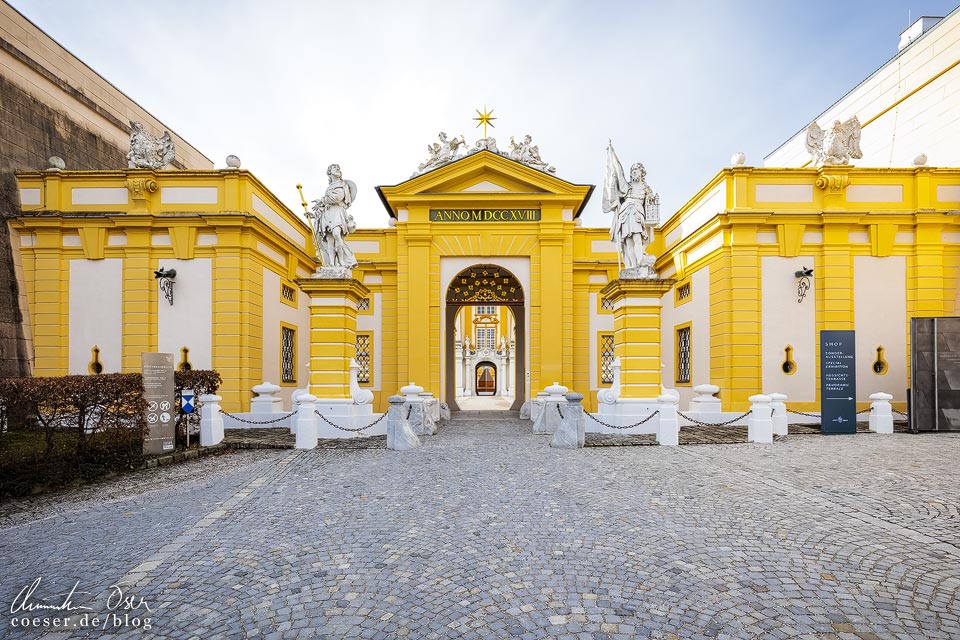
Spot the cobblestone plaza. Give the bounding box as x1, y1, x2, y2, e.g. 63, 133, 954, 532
2, 416, 959, 639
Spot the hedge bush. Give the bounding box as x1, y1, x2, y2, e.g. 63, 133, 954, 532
0, 370, 221, 497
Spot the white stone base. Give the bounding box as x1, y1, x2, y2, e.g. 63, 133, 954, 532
314, 399, 385, 438
222, 411, 295, 430
313, 266, 353, 279
591, 399, 660, 435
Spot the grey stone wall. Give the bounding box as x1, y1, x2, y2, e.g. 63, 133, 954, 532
0, 73, 129, 376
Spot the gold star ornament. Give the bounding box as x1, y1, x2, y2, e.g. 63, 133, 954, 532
473, 106, 496, 138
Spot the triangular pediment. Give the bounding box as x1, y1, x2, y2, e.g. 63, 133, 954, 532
383, 151, 584, 196
376, 150, 595, 218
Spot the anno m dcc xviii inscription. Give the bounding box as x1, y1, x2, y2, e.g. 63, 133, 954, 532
430, 208, 541, 222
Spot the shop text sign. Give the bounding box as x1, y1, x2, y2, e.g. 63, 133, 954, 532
820, 330, 857, 435
430, 208, 541, 222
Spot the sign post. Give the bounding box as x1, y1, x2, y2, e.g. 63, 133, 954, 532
820, 330, 857, 434
142, 352, 176, 454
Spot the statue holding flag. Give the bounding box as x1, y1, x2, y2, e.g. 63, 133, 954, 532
603, 142, 660, 278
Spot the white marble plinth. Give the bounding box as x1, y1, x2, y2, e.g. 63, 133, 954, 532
313, 266, 353, 279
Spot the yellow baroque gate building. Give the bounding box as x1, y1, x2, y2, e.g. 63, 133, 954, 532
350, 150, 619, 412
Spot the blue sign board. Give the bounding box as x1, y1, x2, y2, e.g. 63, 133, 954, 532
820, 330, 856, 434
181, 389, 195, 414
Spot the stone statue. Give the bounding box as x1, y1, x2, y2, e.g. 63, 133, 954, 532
804, 116, 862, 166
475, 137, 499, 153
306, 164, 358, 274
127, 121, 175, 169
509, 135, 556, 173
603, 142, 660, 277
415, 131, 467, 174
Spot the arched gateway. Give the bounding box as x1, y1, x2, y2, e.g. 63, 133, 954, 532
445, 264, 525, 411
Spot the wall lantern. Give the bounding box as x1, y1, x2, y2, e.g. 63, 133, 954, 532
154, 267, 177, 305
794, 266, 813, 303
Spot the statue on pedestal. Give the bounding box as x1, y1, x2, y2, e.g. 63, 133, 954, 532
603, 142, 660, 278
306, 164, 358, 276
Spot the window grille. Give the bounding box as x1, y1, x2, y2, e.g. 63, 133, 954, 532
600, 298, 614, 311
356, 334, 371, 384
475, 305, 496, 315
281, 327, 296, 383
357, 298, 371, 311
476, 327, 496, 350
281, 284, 296, 303
676, 326, 692, 384
676, 282, 691, 301
600, 334, 615, 384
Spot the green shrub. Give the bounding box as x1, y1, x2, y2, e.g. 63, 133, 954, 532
0, 369, 221, 497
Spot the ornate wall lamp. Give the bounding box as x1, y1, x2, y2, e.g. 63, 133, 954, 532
154, 267, 177, 305
794, 266, 813, 303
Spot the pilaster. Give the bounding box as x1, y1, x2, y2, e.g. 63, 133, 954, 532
297, 277, 369, 399
600, 278, 675, 398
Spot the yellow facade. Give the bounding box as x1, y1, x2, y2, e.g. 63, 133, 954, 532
13, 156, 960, 417
657, 165, 960, 411
13, 169, 315, 411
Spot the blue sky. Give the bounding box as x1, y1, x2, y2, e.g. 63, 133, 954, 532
10, 0, 960, 228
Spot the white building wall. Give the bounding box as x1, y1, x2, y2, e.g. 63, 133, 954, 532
157, 258, 212, 370
765, 9, 960, 168
68, 259, 122, 374
262, 268, 310, 407
854, 256, 907, 401
761, 257, 817, 402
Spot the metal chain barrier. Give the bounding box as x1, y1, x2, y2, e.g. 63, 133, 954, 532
584, 409, 660, 430
315, 410, 388, 433
787, 409, 820, 418
892, 409, 909, 417
676, 410, 751, 427
220, 410, 297, 425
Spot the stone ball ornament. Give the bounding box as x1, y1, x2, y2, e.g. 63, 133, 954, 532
913, 153, 928, 166
226, 154, 242, 168
48, 156, 66, 170
731, 152, 746, 166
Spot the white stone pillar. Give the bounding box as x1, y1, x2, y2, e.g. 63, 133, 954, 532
747, 394, 773, 444
402, 382, 436, 435
462, 341, 471, 396
295, 394, 318, 449
769, 392, 788, 436
387, 394, 420, 450
199, 394, 224, 446
533, 382, 567, 434
657, 393, 680, 446
688, 384, 721, 420
504, 348, 511, 397
250, 382, 282, 413
868, 392, 894, 434
551, 392, 585, 448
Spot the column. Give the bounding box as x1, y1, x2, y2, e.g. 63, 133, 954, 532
600, 278, 675, 398
297, 277, 369, 399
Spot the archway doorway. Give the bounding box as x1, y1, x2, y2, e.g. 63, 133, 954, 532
445, 264, 525, 412
475, 362, 496, 395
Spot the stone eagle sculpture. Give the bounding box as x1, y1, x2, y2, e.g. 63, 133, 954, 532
127, 121, 175, 170
804, 116, 862, 166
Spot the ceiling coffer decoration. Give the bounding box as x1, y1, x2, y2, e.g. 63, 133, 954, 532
447, 265, 524, 305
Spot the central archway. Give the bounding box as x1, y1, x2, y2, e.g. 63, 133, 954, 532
444, 264, 526, 412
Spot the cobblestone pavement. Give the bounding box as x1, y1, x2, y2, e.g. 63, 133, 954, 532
1, 414, 959, 639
